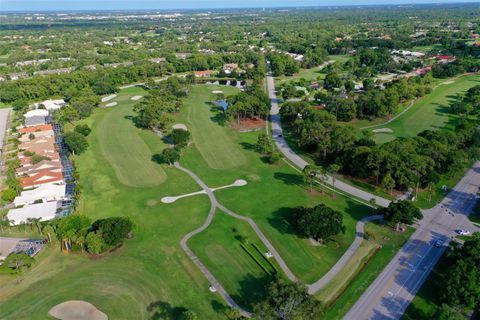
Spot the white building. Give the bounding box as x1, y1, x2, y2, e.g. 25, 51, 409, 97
14, 184, 66, 207
7, 201, 59, 225
24, 109, 49, 127
34, 99, 66, 112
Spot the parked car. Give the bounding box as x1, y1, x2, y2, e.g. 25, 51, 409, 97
456, 229, 471, 236
434, 239, 444, 248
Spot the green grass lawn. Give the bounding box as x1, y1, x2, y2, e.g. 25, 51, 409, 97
371, 74, 480, 143
323, 223, 414, 320
189, 210, 278, 310
185, 85, 247, 170
0, 87, 230, 320
179, 85, 373, 284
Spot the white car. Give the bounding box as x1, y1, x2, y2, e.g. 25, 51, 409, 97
434, 239, 444, 248
456, 229, 471, 236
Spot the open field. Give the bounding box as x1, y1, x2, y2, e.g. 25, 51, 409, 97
189, 210, 278, 309
179, 85, 385, 285
185, 85, 247, 170
371, 74, 480, 143
0, 87, 228, 320
97, 87, 167, 187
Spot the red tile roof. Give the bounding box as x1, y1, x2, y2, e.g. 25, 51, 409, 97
18, 124, 53, 134
21, 170, 64, 188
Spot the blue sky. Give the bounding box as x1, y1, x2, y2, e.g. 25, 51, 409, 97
0, 0, 477, 11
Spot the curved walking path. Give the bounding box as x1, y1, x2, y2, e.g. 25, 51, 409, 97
307, 215, 383, 294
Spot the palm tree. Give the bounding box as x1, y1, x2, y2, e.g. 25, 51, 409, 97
302, 165, 317, 192
327, 164, 341, 190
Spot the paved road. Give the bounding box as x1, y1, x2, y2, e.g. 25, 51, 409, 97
266, 71, 391, 208
0, 108, 11, 158
345, 161, 480, 320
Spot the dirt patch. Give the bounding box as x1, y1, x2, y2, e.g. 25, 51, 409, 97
229, 117, 266, 132
48, 301, 108, 320
146, 199, 158, 207
247, 174, 261, 182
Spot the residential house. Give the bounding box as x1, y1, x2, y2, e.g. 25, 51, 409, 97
194, 70, 214, 78
24, 109, 48, 127
21, 170, 64, 189
7, 201, 60, 225
18, 124, 54, 141
8, 72, 28, 81
16, 160, 63, 177
14, 184, 66, 207
34, 99, 66, 112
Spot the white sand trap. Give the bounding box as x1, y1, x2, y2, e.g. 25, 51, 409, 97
172, 123, 188, 131
131, 95, 143, 101
105, 102, 117, 107
49, 301, 108, 320
372, 128, 393, 133
442, 81, 454, 85
101, 94, 116, 102
212, 90, 223, 94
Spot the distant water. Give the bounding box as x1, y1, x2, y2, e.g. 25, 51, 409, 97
215, 99, 229, 111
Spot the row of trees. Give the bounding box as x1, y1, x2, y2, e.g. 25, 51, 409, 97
450, 84, 480, 116
226, 86, 270, 123
281, 101, 480, 192
50, 214, 134, 254
320, 73, 433, 120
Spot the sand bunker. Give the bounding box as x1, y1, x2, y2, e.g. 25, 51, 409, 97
131, 95, 143, 101
212, 90, 223, 94
442, 81, 454, 85
105, 102, 117, 107
172, 123, 188, 131
101, 94, 116, 102
372, 128, 393, 133
48, 301, 108, 320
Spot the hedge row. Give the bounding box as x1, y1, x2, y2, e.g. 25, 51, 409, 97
240, 243, 274, 276
251, 243, 278, 275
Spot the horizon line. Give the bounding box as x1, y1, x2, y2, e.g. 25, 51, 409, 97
1, 1, 479, 13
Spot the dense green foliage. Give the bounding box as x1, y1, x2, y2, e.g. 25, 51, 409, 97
379, 200, 423, 229
254, 277, 322, 320
291, 204, 346, 242
64, 131, 89, 155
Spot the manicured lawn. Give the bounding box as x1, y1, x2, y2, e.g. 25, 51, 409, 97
179, 86, 373, 283
0, 88, 229, 320
96, 87, 167, 187
185, 85, 247, 170
322, 223, 414, 320
371, 74, 480, 143
275, 67, 326, 85
189, 211, 278, 310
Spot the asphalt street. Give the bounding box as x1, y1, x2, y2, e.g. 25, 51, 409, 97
345, 161, 480, 320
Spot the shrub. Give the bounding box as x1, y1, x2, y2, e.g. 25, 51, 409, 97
74, 124, 92, 137
92, 217, 133, 247
1, 188, 17, 202
168, 129, 190, 148
85, 232, 105, 254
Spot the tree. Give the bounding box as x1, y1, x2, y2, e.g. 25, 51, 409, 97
161, 148, 180, 165
74, 124, 92, 137
227, 308, 243, 320
302, 165, 318, 193
64, 131, 89, 155
442, 233, 480, 310
180, 310, 198, 320
3, 252, 34, 271
168, 129, 190, 148
254, 277, 322, 320
255, 133, 273, 154
380, 200, 423, 231
1, 188, 17, 202
54, 105, 79, 124
291, 204, 346, 242
92, 217, 133, 247
85, 232, 105, 254
323, 72, 342, 90
381, 173, 395, 195
327, 164, 340, 190
432, 304, 464, 320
